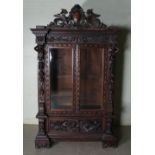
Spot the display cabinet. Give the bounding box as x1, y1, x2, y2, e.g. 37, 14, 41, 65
31, 4, 118, 148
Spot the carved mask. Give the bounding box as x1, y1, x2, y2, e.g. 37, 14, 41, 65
73, 11, 81, 23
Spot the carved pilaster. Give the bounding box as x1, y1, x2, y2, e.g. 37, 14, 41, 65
101, 43, 118, 148
34, 44, 51, 148
107, 43, 119, 106
34, 45, 46, 117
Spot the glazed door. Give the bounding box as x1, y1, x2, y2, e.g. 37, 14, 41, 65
48, 45, 105, 112
49, 46, 73, 110
79, 46, 105, 110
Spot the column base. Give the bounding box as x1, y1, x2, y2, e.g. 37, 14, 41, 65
35, 135, 52, 148
102, 134, 118, 148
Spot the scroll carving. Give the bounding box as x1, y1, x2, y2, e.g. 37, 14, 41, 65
47, 4, 107, 29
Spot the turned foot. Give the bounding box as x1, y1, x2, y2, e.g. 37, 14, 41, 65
102, 134, 117, 148
35, 135, 52, 148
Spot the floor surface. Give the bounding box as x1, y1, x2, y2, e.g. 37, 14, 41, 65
23, 125, 131, 155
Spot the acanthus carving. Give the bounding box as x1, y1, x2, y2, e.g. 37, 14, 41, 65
49, 120, 102, 133
47, 4, 107, 29
80, 120, 102, 132
50, 120, 79, 132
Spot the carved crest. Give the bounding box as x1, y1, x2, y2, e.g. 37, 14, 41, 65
47, 4, 107, 29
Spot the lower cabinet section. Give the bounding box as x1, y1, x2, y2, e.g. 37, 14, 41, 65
48, 118, 103, 133
35, 117, 117, 148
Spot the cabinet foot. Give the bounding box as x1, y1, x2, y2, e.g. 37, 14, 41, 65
35, 135, 52, 148
102, 134, 117, 148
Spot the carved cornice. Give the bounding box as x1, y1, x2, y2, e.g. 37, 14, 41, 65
31, 30, 117, 45
31, 5, 118, 45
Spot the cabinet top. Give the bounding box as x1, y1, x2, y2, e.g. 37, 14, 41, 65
31, 5, 118, 45
31, 4, 117, 32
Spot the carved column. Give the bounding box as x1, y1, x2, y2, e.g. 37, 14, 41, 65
102, 41, 118, 148
34, 44, 51, 148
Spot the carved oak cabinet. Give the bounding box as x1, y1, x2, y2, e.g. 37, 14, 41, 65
31, 5, 118, 148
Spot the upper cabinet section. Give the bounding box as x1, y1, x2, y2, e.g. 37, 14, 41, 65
31, 4, 118, 45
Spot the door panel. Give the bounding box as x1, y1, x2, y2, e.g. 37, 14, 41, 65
50, 47, 73, 110
79, 47, 104, 110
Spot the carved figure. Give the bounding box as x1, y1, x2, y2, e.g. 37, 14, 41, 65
54, 9, 68, 26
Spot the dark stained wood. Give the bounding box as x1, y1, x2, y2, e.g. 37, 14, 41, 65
31, 4, 118, 148
79, 47, 103, 110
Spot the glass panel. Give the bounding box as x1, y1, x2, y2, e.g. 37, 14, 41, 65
50, 48, 73, 109
79, 47, 103, 109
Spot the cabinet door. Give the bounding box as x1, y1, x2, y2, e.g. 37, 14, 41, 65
79, 46, 104, 110
49, 47, 73, 110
